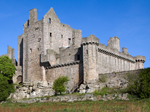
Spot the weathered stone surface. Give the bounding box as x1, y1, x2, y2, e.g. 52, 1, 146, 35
14, 93, 129, 104
9, 82, 54, 100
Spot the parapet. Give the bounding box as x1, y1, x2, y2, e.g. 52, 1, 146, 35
134, 56, 145, 63
82, 34, 99, 43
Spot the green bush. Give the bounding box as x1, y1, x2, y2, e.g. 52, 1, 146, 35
52, 76, 69, 95
138, 68, 150, 98
127, 68, 150, 99
0, 56, 15, 101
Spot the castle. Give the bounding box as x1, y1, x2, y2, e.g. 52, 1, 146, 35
1, 8, 145, 93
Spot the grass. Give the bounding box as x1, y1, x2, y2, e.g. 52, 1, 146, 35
93, 87, 126, 96
1, 99, 150, 112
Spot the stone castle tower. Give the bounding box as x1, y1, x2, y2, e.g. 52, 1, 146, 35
16, 7, 145, 92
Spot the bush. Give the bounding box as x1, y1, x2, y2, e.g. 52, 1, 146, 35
52, 76, 69, 95
126, 68, 150, 99
125, 73, 139, 94
138, 68, 150, 98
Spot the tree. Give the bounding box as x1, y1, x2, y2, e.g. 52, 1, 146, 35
0, 56, 16, 81
138, 68, 150, 98
0, 74, 14, 101
0, 56, 16, 101
52, 76, 69, 95
127, 68, 150, 99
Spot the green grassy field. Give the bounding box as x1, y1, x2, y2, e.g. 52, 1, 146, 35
1, 99, 150, 112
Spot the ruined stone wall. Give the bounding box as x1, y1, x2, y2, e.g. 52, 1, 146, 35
59, 46, 82, 64
46, 62, 83, 90
22, 9, 44, 82
42, 8, 82, 56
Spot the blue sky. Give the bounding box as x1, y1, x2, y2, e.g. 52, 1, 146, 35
0, 0, 149, 68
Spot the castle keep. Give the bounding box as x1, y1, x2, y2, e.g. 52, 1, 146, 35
7, 8, 146, 92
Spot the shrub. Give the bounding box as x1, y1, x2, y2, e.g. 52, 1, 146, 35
52, 76, 69, 95
99, 74, 107, 82
126, 68, 150, 99
125, 73, 139, 94
138, 68, 150, 98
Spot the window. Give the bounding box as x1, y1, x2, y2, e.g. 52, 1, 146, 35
61, 35, 63, 38
50, 33, 52, 37
27, 20, 29, 27
68, 38, 71, 45
49, 18, 51, 23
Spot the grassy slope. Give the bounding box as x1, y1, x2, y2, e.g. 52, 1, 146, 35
1, 99, 150, 112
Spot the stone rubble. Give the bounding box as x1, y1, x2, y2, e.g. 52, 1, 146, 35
9, 82, 55, 100
13, 93, 129, 104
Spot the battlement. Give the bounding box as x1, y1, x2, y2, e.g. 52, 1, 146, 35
134, 56, 145, 62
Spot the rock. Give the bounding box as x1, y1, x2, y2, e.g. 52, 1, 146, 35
87, 88, 95, 93
79, 89, 86, 94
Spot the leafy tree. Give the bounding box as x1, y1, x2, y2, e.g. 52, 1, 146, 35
0, 56, 16, 81
0, 74, 14, 101
52, 76, 69, 95
0, 56, 15, 101
138, 68, 150, 98
127, 68, 150, 99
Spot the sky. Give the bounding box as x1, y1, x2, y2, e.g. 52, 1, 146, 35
0, 0, 149, 68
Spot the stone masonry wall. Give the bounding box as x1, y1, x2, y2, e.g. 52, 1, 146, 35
46, 62, 83, 91
42, 7, 82, 56
22, 9, 44, 82
82, 35, 145, 83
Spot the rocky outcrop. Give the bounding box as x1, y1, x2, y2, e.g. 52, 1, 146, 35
79, 70, 141, 94
9, 82, 54, 100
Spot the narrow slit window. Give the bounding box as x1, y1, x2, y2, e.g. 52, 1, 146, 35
27, 20, 29, 27
49, 18, 51, 23
50, 33, 52, 37
68, 38, 71, 45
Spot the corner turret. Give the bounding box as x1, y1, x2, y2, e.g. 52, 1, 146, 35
134, 56, 145, 69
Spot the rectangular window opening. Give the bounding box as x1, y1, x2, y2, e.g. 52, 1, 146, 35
50, 33, 52, 37
49, 18, 51, 23
68, 38, 71, 45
